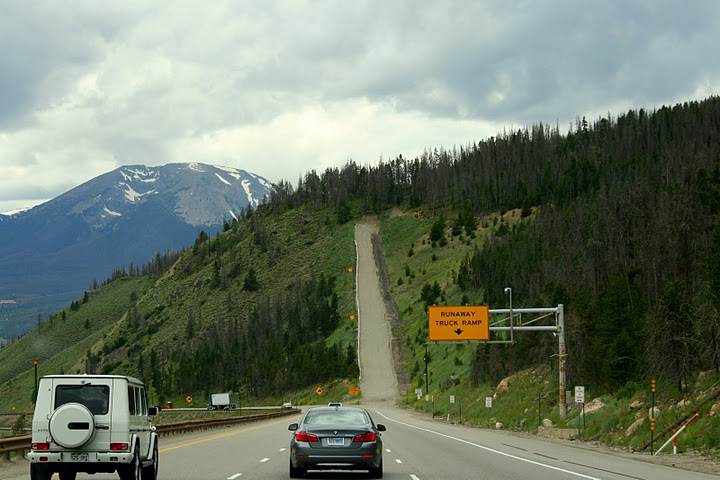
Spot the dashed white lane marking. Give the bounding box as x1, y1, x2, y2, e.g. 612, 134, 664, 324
410, 475, 420, 480
227, 474, 242, 479
260, 457, 270, 463
279, 448, 287, 452
385, 448, 392, 452
395, 458, 403, 464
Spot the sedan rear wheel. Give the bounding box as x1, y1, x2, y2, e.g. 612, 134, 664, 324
289, 459, 306, 478
368, 459, 383, 479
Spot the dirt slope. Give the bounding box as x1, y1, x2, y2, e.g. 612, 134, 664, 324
355, 222, 399, 406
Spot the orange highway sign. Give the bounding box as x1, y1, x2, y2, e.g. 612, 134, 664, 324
428, 305, 490, 341
348, 387, 360, 395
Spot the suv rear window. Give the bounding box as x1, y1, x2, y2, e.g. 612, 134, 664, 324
55, 384, 110, 415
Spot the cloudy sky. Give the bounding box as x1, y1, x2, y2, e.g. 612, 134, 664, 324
1, 1, 719, 213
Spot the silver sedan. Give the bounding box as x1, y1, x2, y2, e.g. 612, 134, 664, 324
288, 406, 386, 478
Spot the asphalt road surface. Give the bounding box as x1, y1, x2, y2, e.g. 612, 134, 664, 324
3, 407, 718, 479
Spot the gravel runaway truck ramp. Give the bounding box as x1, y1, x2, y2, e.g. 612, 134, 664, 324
355, 222, 399, 406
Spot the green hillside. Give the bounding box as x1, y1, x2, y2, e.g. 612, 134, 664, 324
0, 276, 154, 411
83, 205, 359, 404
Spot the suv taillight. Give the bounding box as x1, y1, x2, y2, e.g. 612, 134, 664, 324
32, 442, 50, 450
295, 431, 319, 442
352, 432, 377, 442
110, 443, 130, 451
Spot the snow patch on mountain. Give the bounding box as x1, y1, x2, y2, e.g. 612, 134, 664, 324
121, 183, 157, 203
0, 207, 30, 216
251, 173, 273, 191
120, 168, 159, 183
215, 173, 232, 186
103, 206, 122, 217
241, 180, 259, 207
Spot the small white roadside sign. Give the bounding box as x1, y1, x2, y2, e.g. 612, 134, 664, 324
575, 386, 585, 403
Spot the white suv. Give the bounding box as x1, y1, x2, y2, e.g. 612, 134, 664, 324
28, 374, 159, 480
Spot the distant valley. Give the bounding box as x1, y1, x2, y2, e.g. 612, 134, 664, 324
0, 163, 272, 338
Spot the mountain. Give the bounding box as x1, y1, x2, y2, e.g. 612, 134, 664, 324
0, 163, 272, 338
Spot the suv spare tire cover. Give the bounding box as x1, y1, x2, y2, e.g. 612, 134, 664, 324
49, 402, 95, 448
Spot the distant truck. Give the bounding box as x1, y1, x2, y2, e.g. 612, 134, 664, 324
207, 392, 239, 410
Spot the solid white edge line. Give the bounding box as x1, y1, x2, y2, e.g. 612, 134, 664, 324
375, 411, 600, 480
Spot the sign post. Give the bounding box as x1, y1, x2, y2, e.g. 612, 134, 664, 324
485, 397, 492, 429
33, 360, 39, 403
575, 386, 585, 439
651, 378, 656, 454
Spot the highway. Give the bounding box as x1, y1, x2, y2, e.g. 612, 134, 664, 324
3, 405, 718, 479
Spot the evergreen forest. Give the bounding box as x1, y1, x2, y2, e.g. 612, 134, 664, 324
272, 97, 720, 396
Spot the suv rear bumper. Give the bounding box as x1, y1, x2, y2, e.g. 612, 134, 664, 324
28, 450, 134, 464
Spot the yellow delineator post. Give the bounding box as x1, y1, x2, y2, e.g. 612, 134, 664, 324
428, 305, 490, 341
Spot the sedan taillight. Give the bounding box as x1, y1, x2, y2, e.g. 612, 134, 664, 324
295, 431, 319, 442
352, 432, 377, 442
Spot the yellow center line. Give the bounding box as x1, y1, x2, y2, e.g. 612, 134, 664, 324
160, 418, 291, 453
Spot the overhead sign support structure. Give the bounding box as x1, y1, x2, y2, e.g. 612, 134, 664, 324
427, 303, 566, 419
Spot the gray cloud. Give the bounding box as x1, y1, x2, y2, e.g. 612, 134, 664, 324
1, 0, 719, 213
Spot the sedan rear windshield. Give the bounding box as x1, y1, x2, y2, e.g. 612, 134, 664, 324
55, 384, 110, 415
304, 410, 369, 426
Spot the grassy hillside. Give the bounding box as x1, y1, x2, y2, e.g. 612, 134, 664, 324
0, 276, 154, 411
0, 205, 361, 410
379, 209, 526, 389
73, 205, 361, 403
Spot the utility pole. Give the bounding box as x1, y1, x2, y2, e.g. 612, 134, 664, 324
33, 359, 39, 403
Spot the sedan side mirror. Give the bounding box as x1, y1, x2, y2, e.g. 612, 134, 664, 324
288, 423, 299, 431
376, 424, 386, 432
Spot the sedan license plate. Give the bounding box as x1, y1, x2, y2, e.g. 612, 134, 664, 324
70, 453, 89, 462
327, 437, 345, 446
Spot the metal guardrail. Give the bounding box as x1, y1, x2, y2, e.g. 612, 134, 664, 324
0, 409, 300, 460
0, 434, 31, 458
